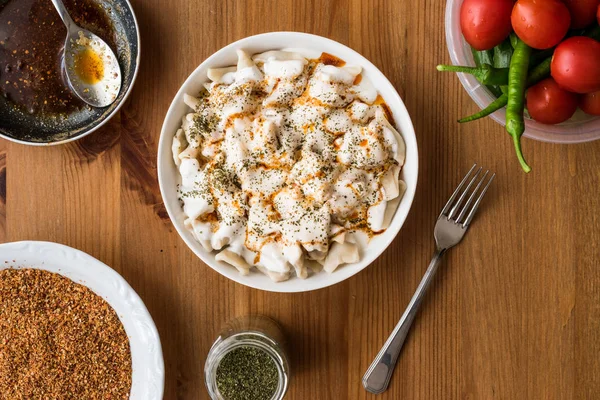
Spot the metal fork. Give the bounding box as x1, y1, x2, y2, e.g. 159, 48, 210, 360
362, 164, 495, 395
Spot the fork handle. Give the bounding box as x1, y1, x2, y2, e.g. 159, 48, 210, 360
362, 249, 446, 394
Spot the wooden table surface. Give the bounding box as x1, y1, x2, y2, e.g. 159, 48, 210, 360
2, 0, 600, 398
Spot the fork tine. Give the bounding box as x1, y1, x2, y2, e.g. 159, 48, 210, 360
456, 170, 489, 223
462, 173, 495, 227
440, 163, 478, 217
448, 167, 482, 220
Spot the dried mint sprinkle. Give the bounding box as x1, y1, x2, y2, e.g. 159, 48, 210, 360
216, 346, 279, 400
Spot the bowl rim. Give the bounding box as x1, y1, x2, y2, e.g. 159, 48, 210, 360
0, 240, 165, 399
0, 0, 142, 147
444, 0, 600, 144
157, 31, 419, 293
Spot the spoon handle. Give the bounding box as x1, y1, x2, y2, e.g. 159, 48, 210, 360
50, 0, 77, 30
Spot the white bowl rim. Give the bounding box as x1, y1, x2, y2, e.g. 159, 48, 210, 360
0, 0, 141, 147
0, 241, 165, 399
157, 31, 419, 293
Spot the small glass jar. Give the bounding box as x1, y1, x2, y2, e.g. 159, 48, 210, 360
205, 315, 290, 400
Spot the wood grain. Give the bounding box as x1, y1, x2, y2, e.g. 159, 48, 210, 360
2, 0, 600, 398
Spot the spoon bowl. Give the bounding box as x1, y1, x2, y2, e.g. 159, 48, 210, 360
51, 0, 122, 107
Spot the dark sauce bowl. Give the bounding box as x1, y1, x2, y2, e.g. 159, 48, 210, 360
0, 0, 139, 145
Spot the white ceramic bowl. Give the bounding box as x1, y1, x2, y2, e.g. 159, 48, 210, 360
158, 32, 419, 293
0, 241, 164, 399
445, 0, 600, 144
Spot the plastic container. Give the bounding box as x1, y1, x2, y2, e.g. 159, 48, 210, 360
445, 0, 600, 144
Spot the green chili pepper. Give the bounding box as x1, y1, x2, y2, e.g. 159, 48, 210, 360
526, 57, 551, 87
485, 85, 504, 98
509, 33, 519, 49
436, 64, 510, 86
472, 47, 503, 96
457, 57, 552, 124
506, 39, 532, 173
441, 56, 550, 93
458, 93, 508, 123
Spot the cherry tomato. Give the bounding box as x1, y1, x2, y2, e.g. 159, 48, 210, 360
527, 78, 579, 124
562, 0, 600, 29
511, 0, 571, 49
598, 3, 600, 25
460, 0, 514, 51
580, 91, 600, 116
551, 37, 600, 94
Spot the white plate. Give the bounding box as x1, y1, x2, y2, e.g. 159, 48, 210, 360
158, 32, 419, 293
0, 241, 164, 400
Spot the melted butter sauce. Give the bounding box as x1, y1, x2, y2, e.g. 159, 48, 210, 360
374, 94, 393, 121
318, 52, 346, 67
75, 47, 104, 84
0, 0, 116, 115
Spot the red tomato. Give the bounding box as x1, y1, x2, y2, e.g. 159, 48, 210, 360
511, 0, 571, 49
598, 3, 600, 25
551, 37, 600, 94
460, 0, 514, 50
527, 78, 579, 124
562, 0, 600, 29
580, 91, 600, 116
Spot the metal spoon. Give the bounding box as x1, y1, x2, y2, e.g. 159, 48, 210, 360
51, 0, 121, 107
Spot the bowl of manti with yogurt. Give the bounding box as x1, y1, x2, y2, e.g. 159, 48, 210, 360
158, 32, 418, 292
